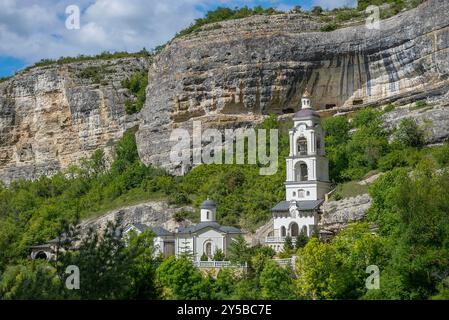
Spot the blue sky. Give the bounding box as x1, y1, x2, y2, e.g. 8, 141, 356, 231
0, 0, 356, 77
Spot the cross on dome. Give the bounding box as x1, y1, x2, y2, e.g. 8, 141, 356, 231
301, 89, 312, 109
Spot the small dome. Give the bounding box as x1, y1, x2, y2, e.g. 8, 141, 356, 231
200, 199, 216, 209
293, 108, 320, 119
303, 89, 311, 98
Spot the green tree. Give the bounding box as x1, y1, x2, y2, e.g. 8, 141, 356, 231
156, 256, 208, 299
367, 163, 449, 299
311, 6, 323, 15
295, 224, 385, 300
228, 235, 251, 264
0, 261, 63, 300
295, 232, 308, 249
213, 268, 237, 299
58, 221, 133, 299
431, 278, 449, 300
259, 260, 296, 299
393, 118, 425, 148
213, 248, 225, 261
284, 235, 294, 251
124, 229, 159, 299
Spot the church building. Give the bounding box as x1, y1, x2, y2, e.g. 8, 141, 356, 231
124, 199, 243, 261
175, 199, 243, 260
266, 90, 331, 252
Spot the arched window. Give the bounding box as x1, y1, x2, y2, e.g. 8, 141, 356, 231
35, 251, 48, 260
206, 211, 210, 220
297, 137, 307, 155
293, 191, 297, 197
205, 242, 212, 257
298, 189, 305, 198
281, 226, 286, 237
301, 226, 308, 236
290, 223, 299, 237
295, 162, 308, 181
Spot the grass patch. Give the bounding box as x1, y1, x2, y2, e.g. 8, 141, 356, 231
410, 100, 428, 110
383, 104, 396, 113
24, 49, 152, 71
0, 76, 11, 83
320, 22, 338, 32
176, 6, 283, 37
78, 66, 113, 84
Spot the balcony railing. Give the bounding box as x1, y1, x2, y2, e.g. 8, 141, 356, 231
273, 258, 294, 266
265, 236, 297, 244
193, 261, 248, 269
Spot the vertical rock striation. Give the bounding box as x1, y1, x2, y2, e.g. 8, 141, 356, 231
137, 0, 449, 174
0, 58, 149, 184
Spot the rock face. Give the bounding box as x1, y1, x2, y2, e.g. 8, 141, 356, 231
0, 57, 149, 184
383, 104, 449, 144
78, 200, 195, 235
319, 194, 372, 235
137, 0, 449, 173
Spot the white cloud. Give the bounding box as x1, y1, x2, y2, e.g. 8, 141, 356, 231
0, 0, 358, 66
312, 0, 357, 9
0, 0, 204, 63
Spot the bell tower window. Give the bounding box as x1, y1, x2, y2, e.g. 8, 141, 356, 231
295, 162, 308, 181
297, 137, 307, 155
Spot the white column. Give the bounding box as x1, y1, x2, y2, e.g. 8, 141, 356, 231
312, 159, 316, 181
310, 131, 315, 154
289, 131, 294, 156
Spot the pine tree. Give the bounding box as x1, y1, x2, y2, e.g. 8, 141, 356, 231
284, 235, 294, 251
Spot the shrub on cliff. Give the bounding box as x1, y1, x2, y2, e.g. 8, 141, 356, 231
176, 6, 282, 37
122, 71, 148, 114
393, 118, 426, 148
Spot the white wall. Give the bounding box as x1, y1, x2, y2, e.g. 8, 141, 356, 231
273, 214, 317, 237
154, 236, 164, 256
196, 229, 225, 259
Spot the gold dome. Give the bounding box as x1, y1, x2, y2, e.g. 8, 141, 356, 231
303, 89, 310, 98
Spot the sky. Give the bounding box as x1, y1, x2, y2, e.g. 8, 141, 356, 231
0, 0, 357, 77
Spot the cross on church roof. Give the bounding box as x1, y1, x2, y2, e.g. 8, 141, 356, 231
303, 88, 310, 98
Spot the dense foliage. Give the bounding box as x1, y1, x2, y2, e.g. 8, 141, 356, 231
1, 105, 449, 300
0, 222, 159, 299
25, 49, 152, 71
323, 107, 434, 182
0, 76, 11, 83
176, 6, 282, 37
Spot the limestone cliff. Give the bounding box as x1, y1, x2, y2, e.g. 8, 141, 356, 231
2, 0, 449, 183
319, 194, 372, 236
0, 57, 149, 184
78, 201, 195, 235
137, 0, 449, 173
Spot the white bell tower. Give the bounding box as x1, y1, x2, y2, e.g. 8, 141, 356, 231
285, 90, 331, 202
